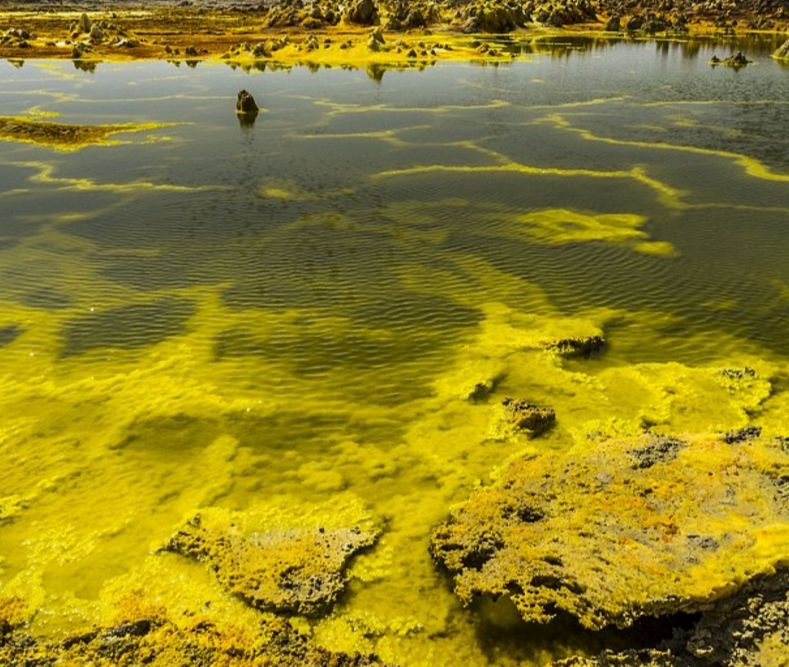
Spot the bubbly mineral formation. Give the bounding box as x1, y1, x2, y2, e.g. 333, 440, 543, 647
162, 496, 378, 616
430, 433, 789, 630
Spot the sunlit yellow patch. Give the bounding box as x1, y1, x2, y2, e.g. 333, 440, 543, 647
23, 107, 61, 120
671, 116, 745, 139
769, 278, 789, 303
526, 95, 630, 111
703, 297, 740, 311
516, 208, 676, 255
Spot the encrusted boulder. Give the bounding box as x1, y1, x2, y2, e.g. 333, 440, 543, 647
345, 0, 379, 25
78, 12, 92, 34
367, 27, 386, 51
162, 496, 377, 616
458, 1, 527, 33
236, 89, 259, 114
506, 398, 555, 433
430, 433, 789, 630
487, 398, 556, 440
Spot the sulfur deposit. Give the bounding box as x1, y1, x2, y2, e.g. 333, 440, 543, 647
0, 604, 392, 667
162, 496, 378, 616
430, 433, 789, 630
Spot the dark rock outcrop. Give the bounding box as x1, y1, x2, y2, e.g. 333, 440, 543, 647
710, 51, 753, 67
345, 0, 379, 25
456, 1, 528, 33
545, 335, 605, 358
236, 89, 259, 114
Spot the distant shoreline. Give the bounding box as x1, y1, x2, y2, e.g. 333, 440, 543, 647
1, 0, 787, 67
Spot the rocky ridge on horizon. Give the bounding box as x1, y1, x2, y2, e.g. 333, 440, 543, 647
1, 0, 788, 32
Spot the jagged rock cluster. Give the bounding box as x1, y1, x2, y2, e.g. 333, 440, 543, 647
67, 11, 144, 57
247, 0, 789, 32
0, 27, 34, 48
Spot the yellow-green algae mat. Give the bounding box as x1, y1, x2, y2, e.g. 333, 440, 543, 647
430, 432, 789, 630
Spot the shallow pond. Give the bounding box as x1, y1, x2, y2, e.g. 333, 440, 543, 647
1, 36, 789, 666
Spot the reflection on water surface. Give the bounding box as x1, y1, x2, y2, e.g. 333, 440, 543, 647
1, 38, 789, 666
